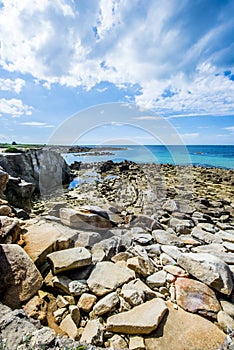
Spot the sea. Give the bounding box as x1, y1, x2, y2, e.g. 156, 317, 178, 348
63, 145, 234, 170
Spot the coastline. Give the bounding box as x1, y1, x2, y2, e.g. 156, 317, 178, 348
0, 150, 234, 349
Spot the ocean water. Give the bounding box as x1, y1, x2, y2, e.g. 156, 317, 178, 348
63, 145, 234, 170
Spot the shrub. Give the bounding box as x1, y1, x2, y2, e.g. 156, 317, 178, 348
5, 146, 24, 153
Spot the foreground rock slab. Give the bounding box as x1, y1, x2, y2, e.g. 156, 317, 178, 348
87, 261, 134, 296
0, 244, 43, 308
145, 302, 227, 350
177, 252, 233, 295
47, 247, 92, 274
23, 220, 79, 267
106, 298, 167, 334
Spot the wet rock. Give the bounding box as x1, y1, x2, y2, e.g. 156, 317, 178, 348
87, 261, 134, 296
47, 247, 92, 274
0, 244, 43, 308
107, 298, 167, 334
175, 277, 221, 318
145, 301, 226, 350
93, 292, 119, 316
60, 207, 112, 231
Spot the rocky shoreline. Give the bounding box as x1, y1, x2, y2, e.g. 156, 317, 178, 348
0, 150, 234, 349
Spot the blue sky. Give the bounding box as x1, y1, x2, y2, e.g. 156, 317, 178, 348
0, 0, 234, 145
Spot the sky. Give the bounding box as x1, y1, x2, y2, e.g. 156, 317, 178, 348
0, 0, 234, 145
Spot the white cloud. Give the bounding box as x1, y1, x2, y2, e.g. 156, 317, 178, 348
180, 133, 199, 139
0, 0, 234, 115
0, 78, 25, 93
0, 98, 33, 117
134, 116, 162, 121
20, 121, 54, 127
224, 126, 234, 132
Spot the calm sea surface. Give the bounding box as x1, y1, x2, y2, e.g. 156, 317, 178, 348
63, 145, 234, 170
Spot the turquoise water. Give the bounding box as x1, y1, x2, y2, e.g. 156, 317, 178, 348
63, 145, 234, 170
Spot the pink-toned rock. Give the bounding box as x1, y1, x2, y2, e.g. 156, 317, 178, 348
175, 277, 221, 318
177, 252, 233, 295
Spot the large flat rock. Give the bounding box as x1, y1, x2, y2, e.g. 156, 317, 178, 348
177, 252, 233, 295
47, 247, 92, 274
0, 244, 43, 308
23, 220, 79, 267
106, 298, 167, 334
145, 302, 227, 350
60, 207, 112, 231
87, 261, 134, 296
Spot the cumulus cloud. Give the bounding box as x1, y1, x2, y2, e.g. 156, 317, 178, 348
0, 0, 234, 115
0, 78, 25, 93
0, 98, 33, 117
